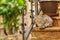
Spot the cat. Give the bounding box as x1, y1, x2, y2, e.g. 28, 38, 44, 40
34, 11, 53, 30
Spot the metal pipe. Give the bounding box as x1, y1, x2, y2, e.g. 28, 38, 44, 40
27, 0, 34, 39
25, 1, 34, 40
35, 0, 38, 15
21, 9, 25, 40
21, 0, 39, 40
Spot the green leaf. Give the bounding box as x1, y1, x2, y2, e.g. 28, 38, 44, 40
0, 0, 26, 32
14, 19, 19, 24
17, 0, 26, 7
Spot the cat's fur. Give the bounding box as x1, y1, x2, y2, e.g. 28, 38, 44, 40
34, 13, 53, 29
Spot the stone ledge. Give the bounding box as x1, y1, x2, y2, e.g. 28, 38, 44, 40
32, 27, 60, 32
53, 16, 60, 19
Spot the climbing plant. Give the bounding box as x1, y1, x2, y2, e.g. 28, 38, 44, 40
0, 0, 26, 35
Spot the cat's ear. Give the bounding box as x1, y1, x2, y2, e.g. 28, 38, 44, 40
39, 11, 43, 16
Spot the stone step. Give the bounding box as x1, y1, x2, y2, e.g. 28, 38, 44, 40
31, 31, 60, 40
32, 27, 60, 32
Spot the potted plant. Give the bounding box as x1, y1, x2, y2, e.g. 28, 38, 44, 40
0, 0, 26, 35
39, 0, 59, 16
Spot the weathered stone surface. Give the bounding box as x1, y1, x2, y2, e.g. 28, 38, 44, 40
31, 31, 60, 40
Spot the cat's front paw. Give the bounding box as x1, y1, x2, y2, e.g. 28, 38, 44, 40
39, 26, 46, 30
